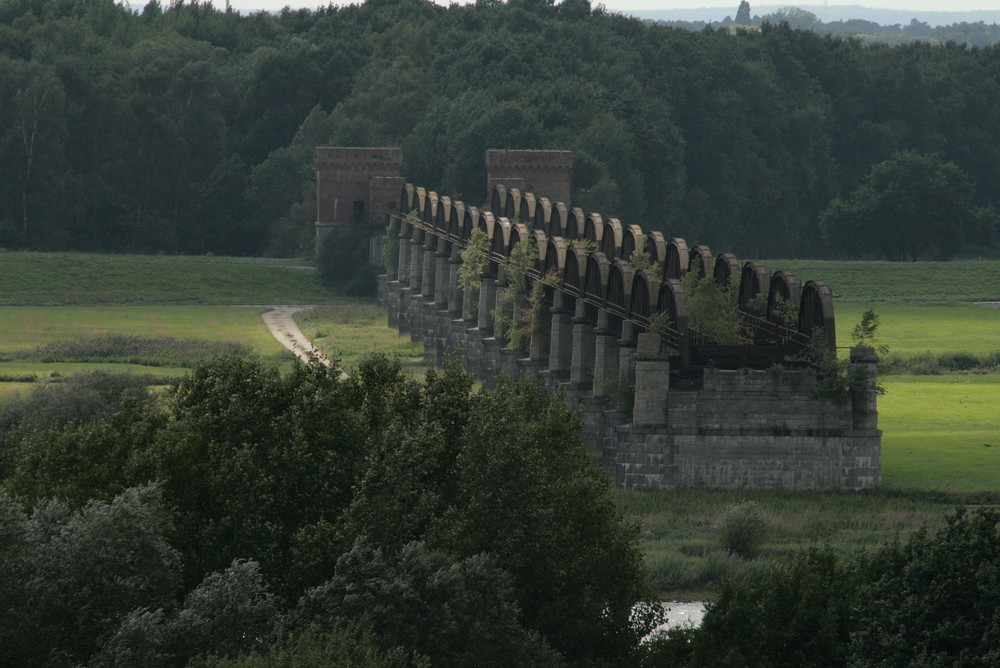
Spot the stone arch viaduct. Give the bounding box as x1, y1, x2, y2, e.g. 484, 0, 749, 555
318, 147, 881, 491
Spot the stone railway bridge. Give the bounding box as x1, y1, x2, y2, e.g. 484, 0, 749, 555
317, 148, 881, 491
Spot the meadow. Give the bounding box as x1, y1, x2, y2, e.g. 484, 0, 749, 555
2, 251, 997, 597
771, 258, 1000, 303
295, 302, 426, 377
0, 252, 426, 385
0, 252, 321, 382
0, 251, 334, 304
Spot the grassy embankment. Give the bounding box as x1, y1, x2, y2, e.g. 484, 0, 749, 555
0, 251, 423, 396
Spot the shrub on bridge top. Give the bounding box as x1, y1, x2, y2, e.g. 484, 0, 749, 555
680, 270, 747, 345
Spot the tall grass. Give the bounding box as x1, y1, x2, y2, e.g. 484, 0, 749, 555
0, 306, 284, 356
879, 351, 1000, 374
616, 486, 998, 597
10, 334, 251, 368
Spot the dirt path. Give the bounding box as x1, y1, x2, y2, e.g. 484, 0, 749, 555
259, 305, 332, 367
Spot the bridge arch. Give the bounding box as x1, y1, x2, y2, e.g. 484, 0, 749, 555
583, 213, 604, 246
529, 229, 548, 271
688, 245, 712, 278
657, 278, 689, 336
504, 188, 522, 220
520, 191, 537, 223
461, 206, 479, 242
490, 184, 506, 217
550, 202, 568, 238
713, 252, 739, 286
563, 242, 588, 314
583, 251, 611, 325
489, 217, 512, 279
534, 197, 551, 233
619, 224, 643, 261
738, 261, 768, 311
798, 280, 836, 349
607, 260, 634, 338
767, 271, 800, 324
422, 191, 438, 226
665, 237, 689, 279
600, 218, 624, 260
447, 201, 464, 246
543, 237, 567, 279
567, 207, 586, 239
646, 231, 667, 268
629, 269, 660, 341
400, 183, 414, 215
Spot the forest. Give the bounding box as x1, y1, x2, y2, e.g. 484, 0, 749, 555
2, 357, 998, 667
1, 0, 999, 260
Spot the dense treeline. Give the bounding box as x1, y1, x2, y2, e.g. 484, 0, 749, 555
2, 0, 999, 259
0, 357, 653, 666
3, 360, 1000, 666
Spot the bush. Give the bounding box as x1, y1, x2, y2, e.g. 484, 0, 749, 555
646, 552, 700, 592
880, 350, 1000, 375
0, 370, 159, 433
654, 548, 859, 668
0, 484, 182, 668
718, 501, 769, 557
316, 229, 375, 296
95, 559, 280, 667
22, 335, 251, 367
850, 508, 1000, 667
287, 538, 560, 667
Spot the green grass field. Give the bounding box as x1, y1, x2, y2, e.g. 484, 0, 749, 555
880, 375, 1000, 490
0, 251, 334, 304
0, 252, 331, 383
0, 252, 429, 386
835, 302, 1000, 356
0, 305, 287, 381
295, 301, 427, 377
0, 306, 283, 353
772, 259, 1000, 303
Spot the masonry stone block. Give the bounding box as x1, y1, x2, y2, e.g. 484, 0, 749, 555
570, 301, 596, 386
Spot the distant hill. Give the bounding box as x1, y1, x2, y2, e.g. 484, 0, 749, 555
630, 5, 999, 28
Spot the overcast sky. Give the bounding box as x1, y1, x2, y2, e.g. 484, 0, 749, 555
219, 1, 1000, 15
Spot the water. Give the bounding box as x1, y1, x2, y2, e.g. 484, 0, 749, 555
647, 601, 707, 638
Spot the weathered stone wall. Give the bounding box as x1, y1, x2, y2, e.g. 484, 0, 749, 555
314, 147, 403, 255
